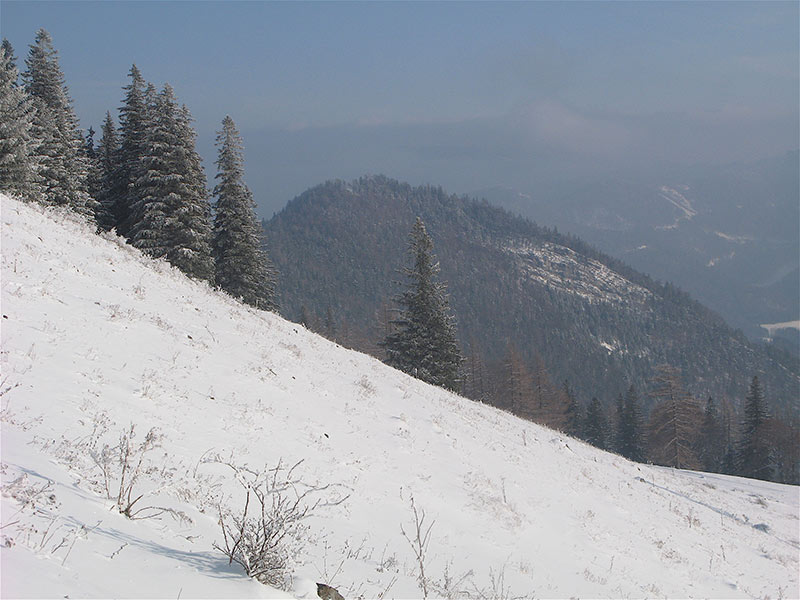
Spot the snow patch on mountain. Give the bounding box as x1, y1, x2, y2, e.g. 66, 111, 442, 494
714, 231, 753, 244
656, 185, 697, 230
505, 240, 653, 306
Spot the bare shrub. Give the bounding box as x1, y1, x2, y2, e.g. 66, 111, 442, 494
214, 458, 348, 590
0, 465, 100, 565
51, 419, 188, 522
432, 560, 475, 600
400, 493, 434, 599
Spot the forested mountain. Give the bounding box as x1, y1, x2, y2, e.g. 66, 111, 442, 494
265, 175, 799, 411
473, 152, 800, 344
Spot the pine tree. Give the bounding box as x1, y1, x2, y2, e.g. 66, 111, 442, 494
1, 39, 17, 73
84, 125, 105, 224
382, 217, 463, 391
647, 365, 702, 469
129, 84, 214, 282
0, 39, 40, 201
613, 392, 625, 453
697, 396, 725, 473
23, 29, 93, 216
737, 376, 772, 480
617, 385, 645, 462
563, 380, 584, 439
584, 397, 608, 450
170, 101, 215, 281
93, 112, 121, 231
115, 64, 150, 237
212, 116, 278, 310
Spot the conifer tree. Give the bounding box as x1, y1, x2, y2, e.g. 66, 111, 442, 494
1, 39, 17, 73
617, 385, 645, 462
212, 115, 278, 310
563, 380, 584, 439
382, 217, 463, 391
613, 392, 625, 453
129, 84, 214, 282
23, 29, 92, 216
84, 125, 105, 224
737, 376, 772, 480
697, 396, 725, 473
0, 39, 40, 201
116, 64, 150, 237
584, 397, 608, 450
94, 112, 121, 231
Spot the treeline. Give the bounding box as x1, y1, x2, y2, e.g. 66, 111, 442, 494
0, 30, 276, 310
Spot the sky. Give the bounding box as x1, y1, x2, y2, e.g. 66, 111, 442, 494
2, 1, 798, 217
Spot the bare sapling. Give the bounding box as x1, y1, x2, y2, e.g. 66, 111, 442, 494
400, 493, 434, 599
213, 458, 348, 590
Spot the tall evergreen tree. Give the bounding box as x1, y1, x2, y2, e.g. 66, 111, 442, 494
128, 84, 214, 282
617, 385, 645, 462
93, 112, 122, 231
563, 380, 584, 439
22, 29, 92, 216
613, 392, 625, 453
697, 396, 725, 473
212, 115, 278, 310
382, 217, 463, 391
737, 376, 772, 480
115, 64, 150, 237
584, 397, 608, 450
0, 39, 40, 201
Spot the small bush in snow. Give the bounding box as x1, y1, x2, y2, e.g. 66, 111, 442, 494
214, 458, 348, 590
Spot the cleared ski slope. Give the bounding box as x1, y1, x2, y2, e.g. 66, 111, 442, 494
1, 194, 798, 599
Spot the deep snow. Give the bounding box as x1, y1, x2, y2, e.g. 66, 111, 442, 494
1, 194, 798, 599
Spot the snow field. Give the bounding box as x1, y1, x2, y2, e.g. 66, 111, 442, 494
1, 194, 798, 599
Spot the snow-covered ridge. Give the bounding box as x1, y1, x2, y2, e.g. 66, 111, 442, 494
504, 239, 653, 306
1, 194, 798, 599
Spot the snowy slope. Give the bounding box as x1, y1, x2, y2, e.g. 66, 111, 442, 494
1, 194, 798, 599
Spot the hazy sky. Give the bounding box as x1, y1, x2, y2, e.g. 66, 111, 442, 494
2, 1, 798, 216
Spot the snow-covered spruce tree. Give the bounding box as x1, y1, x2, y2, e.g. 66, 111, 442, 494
22, 29, 93, 217
128, 84, 214, 282
737, 375, 772, 481
212, 116, 278, 311
0, 39, 40, 201
382, 217, 463, 391
115, 64, 151, 237
93, 112, 122, 231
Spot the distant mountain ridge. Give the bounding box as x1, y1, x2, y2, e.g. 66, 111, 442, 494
472, 151, 800, 342
264, 175, 799, 409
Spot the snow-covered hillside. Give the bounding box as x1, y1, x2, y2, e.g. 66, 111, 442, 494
1, 194, 798, 599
